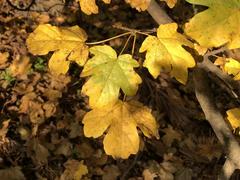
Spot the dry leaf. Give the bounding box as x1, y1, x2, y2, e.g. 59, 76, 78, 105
0, 52, 9, 65
61, 160, 88, 180
0, 166, 25, 180
102, 165, 120, 180
162, 126, 182, 147
0, 120, 10, 139
9, 56, 31, 78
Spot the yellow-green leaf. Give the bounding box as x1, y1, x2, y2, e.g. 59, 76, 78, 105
78, 0, 111, 15
27, 24, 88, 75
82, 100, 159, 159
81, 45, 142, 108
224, 58, 240, 80
140, 23, 195, 84
226, 108, 240, 131
185, 0, 240, 49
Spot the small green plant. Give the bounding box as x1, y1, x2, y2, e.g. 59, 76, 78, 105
0, 70, 15, 84
33, 57, 46, 71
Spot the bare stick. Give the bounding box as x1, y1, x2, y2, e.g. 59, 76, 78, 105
147, 0, 173, 24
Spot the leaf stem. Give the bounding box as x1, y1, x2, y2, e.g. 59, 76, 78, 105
132, 34, 137, 55
85, 32, 131, 45
119, 34, 133, 55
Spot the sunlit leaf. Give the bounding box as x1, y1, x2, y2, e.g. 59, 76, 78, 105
27, 24, 88, 75
125, 0, 151, 11
81, 45, 142, 108
185, 0, 240, 49
224, 58, 240, 80
226, 108, 240, 131
83, 100, 159, 159
140, 23, 195, 84
160, 0, 177, 8
78, 0, 111, 15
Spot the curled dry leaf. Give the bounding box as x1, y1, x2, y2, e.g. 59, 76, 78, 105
78, 0, 111, 15
83, 100, 159, 159
81, 45, 142, 108
27, 24, 88, 75
185, 0, 240, 49
140, 23, 195, 84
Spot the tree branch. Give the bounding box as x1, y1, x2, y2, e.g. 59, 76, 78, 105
146, 1, 240, 179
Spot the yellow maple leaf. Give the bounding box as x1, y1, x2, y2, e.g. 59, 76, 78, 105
78, 0, 111, 15
160, 0, 177, 8
125, 0, 151, 11
224, 58, 240, 80
226, 108, 240, 131
185, 0, 240, 49
139, 23, 195, 84
27, 24, 88, 75
83, 100, 159, 159
81, 45, 142, 108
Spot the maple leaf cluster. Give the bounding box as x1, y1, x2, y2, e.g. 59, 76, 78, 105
26, 0, 240, 158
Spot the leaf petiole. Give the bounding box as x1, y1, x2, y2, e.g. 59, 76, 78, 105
85, 32, 131, 45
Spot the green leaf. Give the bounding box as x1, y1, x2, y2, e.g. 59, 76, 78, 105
81, 45, 142, 108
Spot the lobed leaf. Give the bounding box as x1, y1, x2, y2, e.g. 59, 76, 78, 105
27, 24, 88, 75
81, 45, 142, 108
78, 0, 111, 15
185, 0, 240, 49
83, 100, 159, 159
140, 23, 195, 84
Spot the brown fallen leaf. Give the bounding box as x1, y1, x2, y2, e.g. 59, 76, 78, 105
9, 56, 31, 79
162, 126, 182, 147
102, 165, 120, 180
0, 166, 26, 180
60, 159, 88, 180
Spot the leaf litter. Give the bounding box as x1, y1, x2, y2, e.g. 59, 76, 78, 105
0, 0, 235, 179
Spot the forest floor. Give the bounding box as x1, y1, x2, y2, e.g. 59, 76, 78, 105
0, 0, 239, 179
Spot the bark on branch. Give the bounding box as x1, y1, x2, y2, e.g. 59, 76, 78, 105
147, 1, 240, 179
